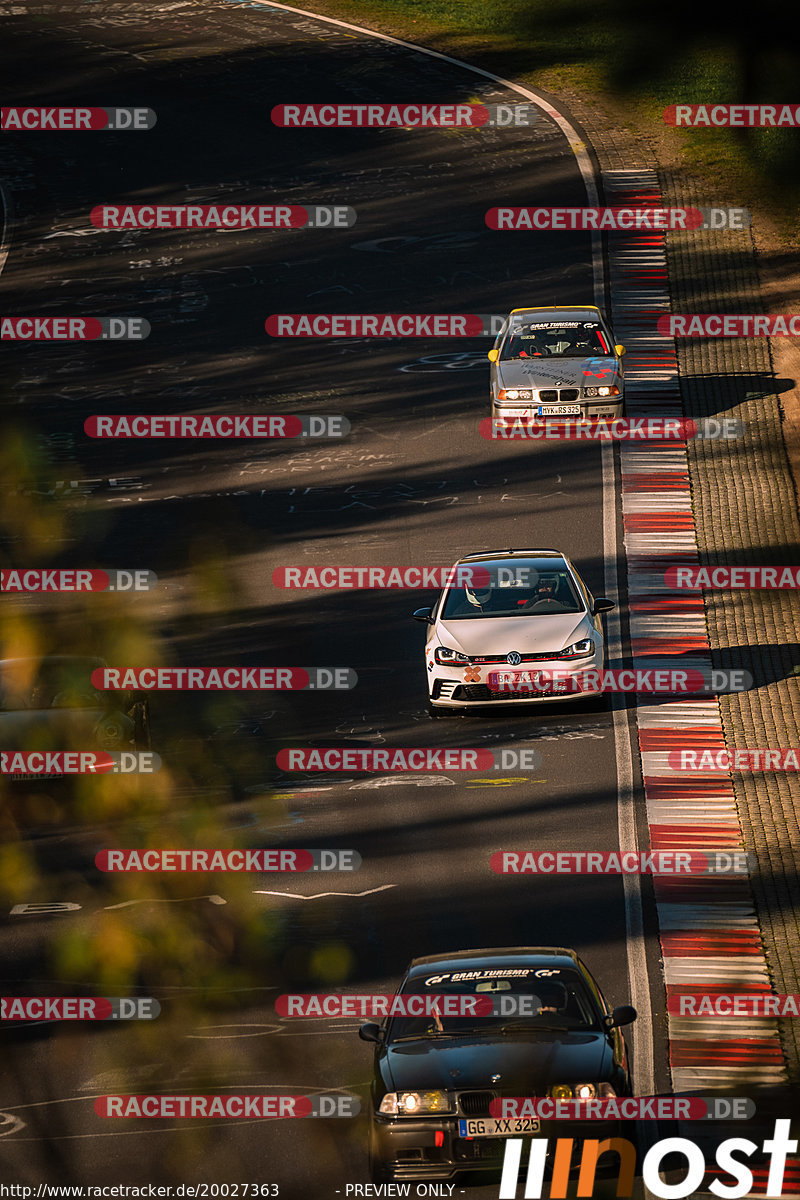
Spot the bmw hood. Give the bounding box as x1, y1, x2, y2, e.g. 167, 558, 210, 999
497, 358, 620, 390
380, 1032, 610, 1093
437, 614, 592, 656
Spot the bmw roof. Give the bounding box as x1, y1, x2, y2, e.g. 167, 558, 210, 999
508, 306, 605, 321
406, 948, 581, 979
456, 549, 566, 562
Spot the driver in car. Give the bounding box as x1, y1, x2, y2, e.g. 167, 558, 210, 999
507, 328, 547, 358
464, 585, 493, 612
522, 575, 562, 612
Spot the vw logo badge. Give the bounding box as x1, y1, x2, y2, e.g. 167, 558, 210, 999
507, 651, 522, 666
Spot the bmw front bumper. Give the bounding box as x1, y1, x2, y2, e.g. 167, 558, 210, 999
370, 1114, 629, 1182
492, 397, 625, 423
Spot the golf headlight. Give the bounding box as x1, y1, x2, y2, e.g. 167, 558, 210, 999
497, 389, 533, 401
559, 639, 594, 659
435, 646, 470, 665
379, 1091, 454, 1116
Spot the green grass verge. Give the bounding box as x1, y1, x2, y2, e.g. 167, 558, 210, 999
296, 0, 800, 246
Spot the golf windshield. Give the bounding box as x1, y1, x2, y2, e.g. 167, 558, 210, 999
440, 563, 583, 619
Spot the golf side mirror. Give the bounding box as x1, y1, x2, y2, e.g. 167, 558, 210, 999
592, 597, 615, 615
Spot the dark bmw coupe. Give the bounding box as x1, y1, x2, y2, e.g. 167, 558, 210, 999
359, 947, 636, 1183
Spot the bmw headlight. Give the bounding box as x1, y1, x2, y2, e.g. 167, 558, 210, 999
379, 1091, 454, 1116
559, 639, 594, 659
583, 386, 620, 397
497, 389, 533, 401
549, 1083, 617, 1099
434, 646, 470, 665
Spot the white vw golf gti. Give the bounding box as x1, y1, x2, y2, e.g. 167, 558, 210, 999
414, 550, 615, 711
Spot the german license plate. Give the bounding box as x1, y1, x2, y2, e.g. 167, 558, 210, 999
458, 1117, 540, 1138
488, 671, 538, 688
538, 404, 581, 415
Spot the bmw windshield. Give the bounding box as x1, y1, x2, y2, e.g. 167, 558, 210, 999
388, 968, 601, 1042
500, 319, 611, 361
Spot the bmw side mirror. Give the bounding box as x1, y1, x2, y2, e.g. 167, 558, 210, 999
487, 349, 499, 363
359, 1022, 384, 1043
605, 1005, 637, 1030
615, 344, 626, 357
413, 607, 433, 624
592, 597, 615, 615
